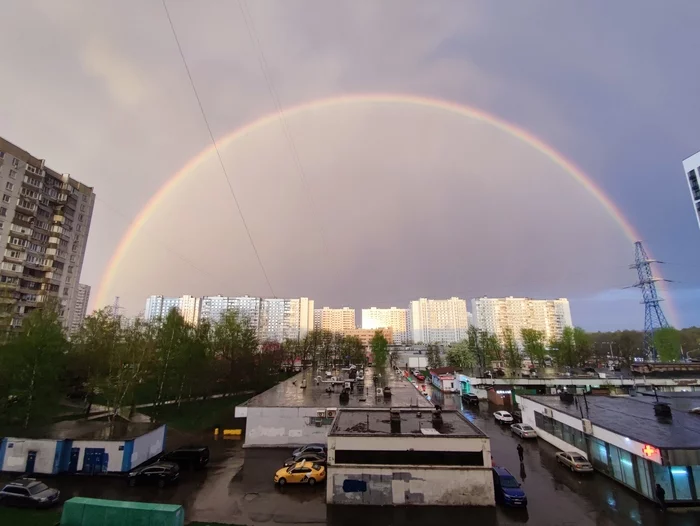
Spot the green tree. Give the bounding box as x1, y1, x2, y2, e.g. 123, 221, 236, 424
502, 327, 522, 372
654, 327, 681, 362
552, 326, 576, 368
521, 328, 547, 366
614, 331, 640, 367
342, 335, 366, 366
573, 327, 592, 366
371, 330, 389, 369
446, 339, 474, 371
211, 310, 259, 391
481, 331, 503, 365
426, 344, 443, 369
467, 326, 489, 373
0, 301, 69, 429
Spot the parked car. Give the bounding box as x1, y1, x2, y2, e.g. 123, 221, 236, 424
283, 453, 326, 467
492, 467, 527, 507
461, 393, 479, 405
494, 411, 514, 424
274, 460, 326, 486
0, 478, 60, 508
510, 423, 537, 438
161, 445, 210, 470
292, 443, 326, 458
127, 461, 180, 487
555, 452, 594, 472
415, 373, 425, 381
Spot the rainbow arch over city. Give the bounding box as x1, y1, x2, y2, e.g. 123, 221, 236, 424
94, 93, 678, 326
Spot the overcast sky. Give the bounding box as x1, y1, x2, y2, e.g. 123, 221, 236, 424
1, 0, 699, 331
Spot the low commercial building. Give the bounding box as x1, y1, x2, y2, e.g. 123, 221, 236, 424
326, 408, 494, 506
0, 422, 166, 475
429, 367, 458, 393
519, 394, 700, 505
235, 368, 432, 448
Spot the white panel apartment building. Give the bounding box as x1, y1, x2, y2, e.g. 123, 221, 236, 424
361, 307, 409, 344
314, 307, 356, 333
409, 297, 469, 345
145, 295, 314, 341
69, 283, 91, 335
682, 151, 700, 230
471, 296, 573, 347
0, 137, 95, 333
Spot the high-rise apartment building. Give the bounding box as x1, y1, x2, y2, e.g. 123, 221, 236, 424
145, 294, 314, 341
0, 137, 95, 333
69, 283, 91, 335
408, 297, 469, 344
361, 307, 409, 344
683, 151, 700, 231
471, 296, 573, 347
314, 307, 356, 333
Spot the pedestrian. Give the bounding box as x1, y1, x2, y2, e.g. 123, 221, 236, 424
517, 443, 524, 463
655, 484, 666, 511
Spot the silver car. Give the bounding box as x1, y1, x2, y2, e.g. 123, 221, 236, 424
510, 423, 537, 438
555, 452, 594, 472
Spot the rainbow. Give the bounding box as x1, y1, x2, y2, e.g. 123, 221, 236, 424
94, 93, 678, 326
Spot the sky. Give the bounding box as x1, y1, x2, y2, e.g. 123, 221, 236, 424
1, 0, 700, 331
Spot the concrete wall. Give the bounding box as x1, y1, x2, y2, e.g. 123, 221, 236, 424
245, 407, 331, 447
327, 465, 494, 506
331, 435, 490, 462
1, 439, 58, 474
130, 425, 166, 469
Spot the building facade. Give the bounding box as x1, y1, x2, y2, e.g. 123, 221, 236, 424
408, 297, 468, 345
314, 307, 356, 333
361, 307, 408, 344
343, 327, 393, 350
683, 151, 700, 231
145, 294, 313, 341
0, 137, 95, 333
471, 296, 572, 347
69, 283, 91, 335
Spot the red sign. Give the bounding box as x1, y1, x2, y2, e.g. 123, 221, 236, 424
642, 445, 658, 458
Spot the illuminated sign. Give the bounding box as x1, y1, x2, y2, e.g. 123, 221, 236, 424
642, 445, 658, 458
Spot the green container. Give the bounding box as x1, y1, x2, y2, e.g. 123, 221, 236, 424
60, 497, 184, 526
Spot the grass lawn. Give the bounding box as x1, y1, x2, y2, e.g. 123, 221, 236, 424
141, 395, 251, 432
0, 507, 61, 526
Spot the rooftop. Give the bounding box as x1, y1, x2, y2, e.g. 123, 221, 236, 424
3, 421, 163, 441
241, 367, 433, 409
329, 408, 486, 437
523, 394, 700, 449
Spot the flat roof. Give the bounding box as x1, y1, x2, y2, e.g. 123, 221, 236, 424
3, 421, 163, 441
522, 395, 700, 449
329, 408, 486, 438
241, 368, 433, 409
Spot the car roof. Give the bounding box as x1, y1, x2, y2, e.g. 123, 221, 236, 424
172, 445, 208, 452
493, 466, 514, 477
305, 443, 325, 448
139, 461, 178, 470
3, 478, 41, 488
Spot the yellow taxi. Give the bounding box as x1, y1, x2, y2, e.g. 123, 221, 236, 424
274, 460, 326, 486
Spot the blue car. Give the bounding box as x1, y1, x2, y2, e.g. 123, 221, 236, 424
492, 467, 527, 507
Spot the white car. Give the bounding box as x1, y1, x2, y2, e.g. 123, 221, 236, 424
494, 411, 514, 424
511, 423, 537, 438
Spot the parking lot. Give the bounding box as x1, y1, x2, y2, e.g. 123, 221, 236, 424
4, 384, 700, 525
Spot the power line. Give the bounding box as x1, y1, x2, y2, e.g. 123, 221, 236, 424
236, 0, 332, 260
161, 0, 275, 297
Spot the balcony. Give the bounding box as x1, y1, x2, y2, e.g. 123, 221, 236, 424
10, 224, 33, 238
15, 199, 37, 214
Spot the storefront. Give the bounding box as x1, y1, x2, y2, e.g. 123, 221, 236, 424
521, 395, 700, 505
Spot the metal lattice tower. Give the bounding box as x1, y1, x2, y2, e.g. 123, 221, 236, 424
628, 241, 670, 360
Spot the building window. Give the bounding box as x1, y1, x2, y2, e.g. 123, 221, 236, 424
0, 207, 6, 217
8, 169, 16, 179
12, 158, 19, 168
2, 194, 10, 203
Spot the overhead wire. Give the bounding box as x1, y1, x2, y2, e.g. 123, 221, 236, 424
161, 0, 276, 297
236, 0, 333, 261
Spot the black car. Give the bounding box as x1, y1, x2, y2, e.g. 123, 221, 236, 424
283, 453, 326, 467
461, 393, 479, 405
161, 445, 210, 470
128, 461, 180, 488
0, 478, 60, 508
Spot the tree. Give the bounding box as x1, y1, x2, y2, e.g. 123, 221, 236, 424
371, 331, 389, 369
342, 335, 365, 366
426, 344, 443, 369
0, 301, 69, 429
211, 310, 259, 391
614, 330, 641, 368
654, 327, 681, 362
573, 327, 592, 366
552, 326, 576, 368
467, 326, 488, 373
481, 331, 502, 365
502, 327, 522, 372
446, 339, 474, 371
521, 328, 547, 366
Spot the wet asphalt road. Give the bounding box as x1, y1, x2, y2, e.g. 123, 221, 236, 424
6, 385, 700, 525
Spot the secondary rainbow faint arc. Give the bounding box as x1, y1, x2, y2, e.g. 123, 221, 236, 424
95, 93, 678, 326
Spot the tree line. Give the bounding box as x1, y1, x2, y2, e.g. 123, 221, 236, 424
0, 302, 371, 431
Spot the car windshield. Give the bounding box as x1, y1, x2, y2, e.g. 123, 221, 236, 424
500, 476, 520, 488
573, 456, 588, 463
29, 483, 49, 495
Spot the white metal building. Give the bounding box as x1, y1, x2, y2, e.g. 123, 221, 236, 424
0, 423, 165, 475
326, 408, 494, 506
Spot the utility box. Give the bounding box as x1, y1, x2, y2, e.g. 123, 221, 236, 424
60, 497, 185, 526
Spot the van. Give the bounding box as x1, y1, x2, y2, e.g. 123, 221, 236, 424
161, 446, 210, 470
492, 467, 527, 507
